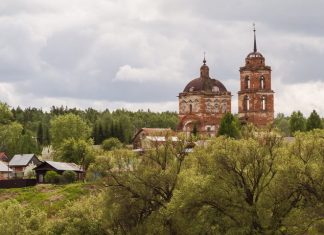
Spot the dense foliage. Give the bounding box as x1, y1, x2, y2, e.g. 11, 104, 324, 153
1, 129, 324, 234
0, 102, 178, 158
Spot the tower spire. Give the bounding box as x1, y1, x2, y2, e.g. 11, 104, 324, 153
253, 23, 257, 53
203, 52, 206, 65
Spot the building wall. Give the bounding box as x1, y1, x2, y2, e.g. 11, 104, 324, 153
238, 56, 274, 127
178, 92, 231, 136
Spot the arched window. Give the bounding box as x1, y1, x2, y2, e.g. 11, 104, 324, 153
260, 76, 265, 89
221, 100, 227, 113
261, 96, 266, 111
244, 95, 250, 111
189, 104, 192, 113
245, 76, 250, 89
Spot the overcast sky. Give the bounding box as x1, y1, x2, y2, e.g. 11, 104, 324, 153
0, 0, 324, 116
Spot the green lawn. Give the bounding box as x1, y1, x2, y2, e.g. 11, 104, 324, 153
0, 182, 103, 215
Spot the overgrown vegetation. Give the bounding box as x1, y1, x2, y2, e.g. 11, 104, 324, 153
1, 129, 324, 234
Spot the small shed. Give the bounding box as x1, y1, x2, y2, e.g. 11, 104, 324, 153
9, 154, 42, 178
34, 161, 84, 183
0, 161, 13, 180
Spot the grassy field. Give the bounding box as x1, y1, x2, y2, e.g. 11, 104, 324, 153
0, 182, 103, 215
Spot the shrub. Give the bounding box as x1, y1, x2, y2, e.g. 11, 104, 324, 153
45, 171, 61, 184
102, 137, 122, 151
62, 171, 77, 183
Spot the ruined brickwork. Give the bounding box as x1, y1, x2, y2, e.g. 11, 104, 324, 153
237, 28, 274, 127
178, 59, 231, 136
177, 27, 274, 135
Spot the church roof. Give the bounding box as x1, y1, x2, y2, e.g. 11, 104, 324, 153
183, 77, 227, 93
183, 58, 228, 93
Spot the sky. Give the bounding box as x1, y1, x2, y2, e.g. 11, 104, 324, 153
0, 0, 324, 116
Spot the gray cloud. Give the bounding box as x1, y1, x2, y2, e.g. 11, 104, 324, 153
0, 0, 323, 115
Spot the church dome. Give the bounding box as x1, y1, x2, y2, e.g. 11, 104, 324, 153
183, 58, 227, 93
246, 51, 264, 59
183, 77, 227, 93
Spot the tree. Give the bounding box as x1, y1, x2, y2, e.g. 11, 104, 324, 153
274, 113, 290, 136
50, 113, 91, 149
167, 130, 324, 234
36, 122, 44, 145
102, 137, 187, 233
289, 111, 306, 134
0, 122, 23, 157
0, 102, 13, 124
101, 137, 122, 151
306, 110, 322, 131
218, 112, 240, 138
57, 138, 94, 170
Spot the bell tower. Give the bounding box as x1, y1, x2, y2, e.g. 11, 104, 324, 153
238, 25, 274, 127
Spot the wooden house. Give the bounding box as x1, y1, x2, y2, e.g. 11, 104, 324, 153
9, 154, 41, 178
34, 161, 84, 183
132, 128, 178, 150
0, 161, 12, 180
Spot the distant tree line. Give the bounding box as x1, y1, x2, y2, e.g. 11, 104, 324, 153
0, 102, 178, 158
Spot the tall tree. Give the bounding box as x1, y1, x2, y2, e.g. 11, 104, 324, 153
306, 110, 322, 131
289, 111, 306, 134
218, 112, 240, 138
36, 122, 44, 145
50, 113, 91, 149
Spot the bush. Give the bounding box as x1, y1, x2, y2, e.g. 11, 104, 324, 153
45, 171, 61, 184
102, 137, 122, 151
62, 171, 77, 183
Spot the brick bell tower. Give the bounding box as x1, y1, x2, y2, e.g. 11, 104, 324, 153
238, 25, 274, 127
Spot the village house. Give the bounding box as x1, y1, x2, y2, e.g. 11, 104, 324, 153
132, 128, 178, 150
0, 161, 12, 180
9, 154, 42, 178
34, 161, 84, 183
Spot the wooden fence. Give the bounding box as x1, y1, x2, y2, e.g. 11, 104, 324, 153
0, 179, 37, 189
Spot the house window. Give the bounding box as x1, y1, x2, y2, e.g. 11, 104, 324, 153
245, 76, 250, 89
261, 96, 266, 111
260, 76, 265, 89
244, 96, 250, 111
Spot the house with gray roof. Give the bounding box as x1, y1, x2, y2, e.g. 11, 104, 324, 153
34, 161, 84, 183
9, 154, 41, 178
0, 161, 12, 180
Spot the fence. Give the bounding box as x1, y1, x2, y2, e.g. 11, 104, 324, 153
0, 179, 37, 189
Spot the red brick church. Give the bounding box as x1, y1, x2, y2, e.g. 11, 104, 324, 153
178, 27, 274, 136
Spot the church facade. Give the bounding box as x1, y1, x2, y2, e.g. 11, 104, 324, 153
177, 58, 231, 136
177, 27, 274, 136
237, 28, 274, 126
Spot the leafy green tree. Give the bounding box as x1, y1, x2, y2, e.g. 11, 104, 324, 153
45, 171, 61, 184
102, 137, 122, 151
102, 138, 187, 233
306, 110, 322, 131
36, 122, 44, 145
0, 102, 13, 124
167, 130, 324, 234
218, 112, 240, 138
57, 138, 95, 170
50, 113, 91, 149
0, 122, 23, 157
274, 113, 290, 136
0, 200, 47, 235
62, 170, 77, 183
289, 111, 306, 134
48, 193, 106, 235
